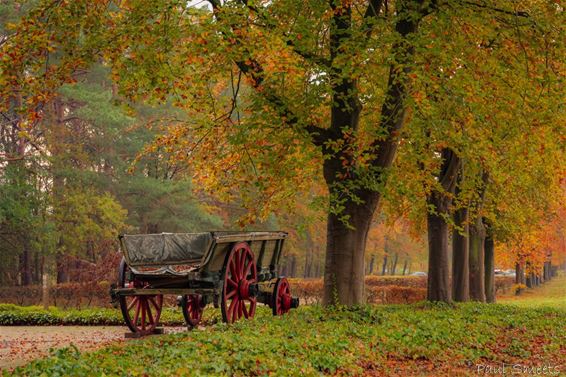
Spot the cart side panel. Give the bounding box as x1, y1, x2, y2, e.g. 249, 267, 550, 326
205, 243, 231, 273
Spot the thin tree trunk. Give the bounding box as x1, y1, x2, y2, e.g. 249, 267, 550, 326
368, 255, 375, 275
515, 261, 526, 287
20, 240, 32, 286
402, 259, 409, 275
382, 255, 388, 276
469, 217, 486, 302
42, 266, 50, 310
390, 253, 399, 275
484, 233, 495, 303
525, 263, 533, 288
290, 255, 297, 278
452, 206, 470, 302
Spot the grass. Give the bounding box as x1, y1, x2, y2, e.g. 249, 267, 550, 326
498, 274, 566, 310
3, 275, 564, 376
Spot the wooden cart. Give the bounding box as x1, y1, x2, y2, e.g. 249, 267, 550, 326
109, 231, 299, 335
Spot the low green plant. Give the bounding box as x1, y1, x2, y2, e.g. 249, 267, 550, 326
4, 302, 564, 376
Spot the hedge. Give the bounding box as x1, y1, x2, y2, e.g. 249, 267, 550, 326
0, 276, 515, 309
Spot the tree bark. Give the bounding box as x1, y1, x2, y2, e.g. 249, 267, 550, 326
390, 253, 399, 275
382, 254, 388, 276
323, 193, 378, 305
290, 255, 297, 278
426, 149, 460, 303
20, 240, 32, 286
402, 259, 409, 275
469, 217, 486, 302
484, 233, 495, 303
525, 262, 533, 288
368, 255, 375, 275
452, 206, 470, 302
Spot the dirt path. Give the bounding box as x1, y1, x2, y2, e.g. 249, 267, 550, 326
0, 326, 187, 371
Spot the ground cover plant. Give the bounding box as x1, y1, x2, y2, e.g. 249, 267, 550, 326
6, 300, 564, 376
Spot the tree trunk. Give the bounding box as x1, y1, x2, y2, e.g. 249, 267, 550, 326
525, 264, 533, 288
452, 207, 470, 302
469, 217, 486, 302
368, 255, 375, 275
390, 253, 399, 275
484, 234, 495, 303
42, 267, 50, 310
515, 262, 524, 284
402, 259, 409, 275
20, 240, 32, 286
426, 194, 451, 302
56, 253, 69, 283
323, 197, 377, 305
290, 255, 297, 278
382, 255, 388, 276
426, 148, 460, 303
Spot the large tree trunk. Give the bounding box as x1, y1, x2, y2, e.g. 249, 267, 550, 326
426, 149, 460, 303
402, 259, 409, 275
469, 217, 486, 302
452, 206, 470, 302
426, 196, 451, 302
323, 192, 378, 305
484, 233, 495, 303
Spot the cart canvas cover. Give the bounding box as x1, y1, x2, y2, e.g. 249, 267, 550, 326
120, 233, 212, 266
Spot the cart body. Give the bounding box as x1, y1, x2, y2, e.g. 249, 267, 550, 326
110, 231, 298, 335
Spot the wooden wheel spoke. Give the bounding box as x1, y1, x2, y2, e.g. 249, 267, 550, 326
230, 259, 239, 280
249, 297, 256, 317
239, 299, 245, 318
226, 289, 237, 299
141, 299, 147, 330
232, 298, 241, 321
127, 297, 138, 311
242, 300, 249, 318
228, 297, 238, 321
239, 251, 246, 275
133, 299, 141, 326
228, 278, 238, 288
148, 297, 159, 312
146, 300, 154, 325
243, 259, 252, 279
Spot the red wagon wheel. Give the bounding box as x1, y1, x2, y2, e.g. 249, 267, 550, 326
181, 294, 204, 328
272, 277, 293, 315
221, 242, 257, 324
118, 257, 163, 335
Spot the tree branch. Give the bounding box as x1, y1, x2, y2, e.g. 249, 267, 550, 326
460, 0, 529, 18
208, 0, 328, 146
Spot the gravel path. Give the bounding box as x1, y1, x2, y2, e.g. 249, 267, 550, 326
0, 326, 187, 370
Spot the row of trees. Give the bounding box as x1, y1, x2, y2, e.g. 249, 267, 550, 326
1, 1, 564, 304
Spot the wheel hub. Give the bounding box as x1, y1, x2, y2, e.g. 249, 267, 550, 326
282, 293, 292, 311
238, 279, 250, 299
